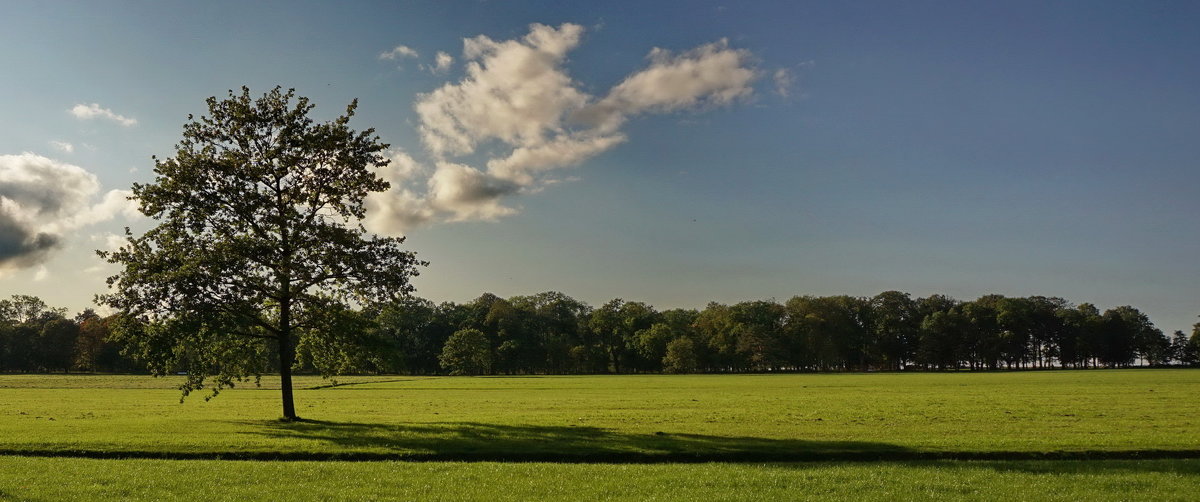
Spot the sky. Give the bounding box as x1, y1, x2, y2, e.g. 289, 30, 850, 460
0, 1, 1198, 333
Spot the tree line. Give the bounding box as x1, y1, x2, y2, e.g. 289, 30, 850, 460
3, 291, 1198, 375
0, 295, 140, 373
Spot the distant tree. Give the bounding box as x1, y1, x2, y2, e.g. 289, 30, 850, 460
783, 296, 843, 371
961, 296, 1004, 369
1185, 322, 1200, 366
695, 302, 740, 371
1097, 306, 1155, 367
37, 318, 78, 372
1141, 330, 1173, 367
519, 292, 591, 373
98, 87, 424, 420
588, 299, 655, 372
662, 337, 699, 374
1057, 303, 1102, 368
73, 310, 110, 372
0, 295, 65, 325
919, 309, 967, 370
1, 324, 38, 372
633, 323, 675, 369
372, 298, 449, 374
871, 291, 920, 370
730, 300, 787, 371
1024, 296, 1069, 368
829, 296, 873, 371
293, 299, 382, 376
440, 328, 492, 376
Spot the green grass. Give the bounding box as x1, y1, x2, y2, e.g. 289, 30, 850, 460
0, 457, 1197, 501
0, 370, 1197, 459
1, 370, 1198, 499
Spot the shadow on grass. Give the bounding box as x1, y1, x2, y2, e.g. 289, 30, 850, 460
3, 421, 1200, 465
235, 420, 912, 462
304, 378, 424, 390
228, 420, 1200, 464
965, 459, 1200, 476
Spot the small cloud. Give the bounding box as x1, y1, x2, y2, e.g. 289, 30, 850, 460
379, 45, 420, 61
70, 103, 137, 127
91, 232, 127, 252
575, 38, 757, 132
773, 68, 795, 98
33, 265, 48, 281
49, 140, 74, 153
422, 51, 454, 74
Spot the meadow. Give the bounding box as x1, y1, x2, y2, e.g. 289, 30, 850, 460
0, 370, 1198, 499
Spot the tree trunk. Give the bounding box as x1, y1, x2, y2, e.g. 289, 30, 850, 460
278, 292, 299, 421
278, 330, 298, 420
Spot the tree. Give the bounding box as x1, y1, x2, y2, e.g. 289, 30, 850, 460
1097, 306, 1153, 367
439, 328, 492, 375
37, 318, 78, 372
871, 291, 920, 370
634, 323, 675, 368
919, 309, 967, 370
99, 87, 424, 420
73, 310, 110, 372
662, 337, 699, 374
730, 300, 786, 371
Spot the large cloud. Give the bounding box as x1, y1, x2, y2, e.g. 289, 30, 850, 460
367, 23, 760, 234
0, 153, 138, 270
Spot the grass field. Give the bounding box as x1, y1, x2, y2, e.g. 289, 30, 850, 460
0, 370, 1198, 499
1, 457, 1198, 501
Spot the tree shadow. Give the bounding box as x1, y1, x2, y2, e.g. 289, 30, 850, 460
963, 459, 1200, 476
228, 420, 1200, 468
304, 378, 423, 390
233, 420, 913, 462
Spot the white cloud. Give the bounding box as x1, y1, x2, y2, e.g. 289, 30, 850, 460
0, 153, 140, 270
366, 23, 760, 234
49, 140, 74, 153
427, 162, 520, 221
70, 103, 137, 127
773, 68, 795, 98
379, 45, 419, 61
485, 132, 627, 185
33, 265, 48, 281
364, 151, 437, 234
577, 39, 757, 132
415, 23, 589, 157
90, 232, 127, 252
423, 51, 454, 74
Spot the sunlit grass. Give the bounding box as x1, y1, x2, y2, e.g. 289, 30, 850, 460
0, 457, 1197, 501
0, 370, 1196, 459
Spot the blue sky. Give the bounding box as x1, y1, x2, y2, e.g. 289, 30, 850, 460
1, 1, 1197, 333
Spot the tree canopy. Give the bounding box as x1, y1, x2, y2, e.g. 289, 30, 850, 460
99, 87, 424, 420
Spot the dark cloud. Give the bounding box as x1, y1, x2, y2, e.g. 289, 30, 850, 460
0, 153, 137, 271
0, 211, 60, 268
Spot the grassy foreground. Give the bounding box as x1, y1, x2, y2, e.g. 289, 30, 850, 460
0, 370, 1197, 459
0, 457, 1197, 501
1, 371, 1198, 500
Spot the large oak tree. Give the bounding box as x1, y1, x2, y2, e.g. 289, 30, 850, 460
100, 87, 423, 420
